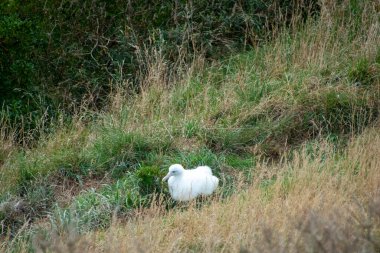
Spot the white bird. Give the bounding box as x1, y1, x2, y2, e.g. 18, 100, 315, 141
162, 164, 219, 201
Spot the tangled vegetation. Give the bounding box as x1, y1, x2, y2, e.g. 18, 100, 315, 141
0, 0, 379, 252
0, 0, 319, 138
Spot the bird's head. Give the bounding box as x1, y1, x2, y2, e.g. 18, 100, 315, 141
162, 164, 184, 181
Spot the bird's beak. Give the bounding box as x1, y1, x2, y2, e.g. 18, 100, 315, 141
162, 173, 171, 181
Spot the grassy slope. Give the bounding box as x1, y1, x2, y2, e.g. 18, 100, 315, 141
53, 126, 379, 252
1, 1, 380, 252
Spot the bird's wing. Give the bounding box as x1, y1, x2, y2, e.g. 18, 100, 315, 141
194, 166, 213, 175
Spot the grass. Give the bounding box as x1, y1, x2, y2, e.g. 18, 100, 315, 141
10, 125, 380, 253
0, 0, 379, 251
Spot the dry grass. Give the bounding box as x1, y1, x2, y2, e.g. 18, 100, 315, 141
0, 1, 379, 252
0, 128, 16, 167
106, 0, 380, 136
26, 124, 380, 253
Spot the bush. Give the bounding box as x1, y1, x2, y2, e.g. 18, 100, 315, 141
0, 0, 320, 139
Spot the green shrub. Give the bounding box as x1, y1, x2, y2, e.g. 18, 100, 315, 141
135, 166, 163, 195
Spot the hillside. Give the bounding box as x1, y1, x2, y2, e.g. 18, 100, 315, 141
1, 1, 380, 252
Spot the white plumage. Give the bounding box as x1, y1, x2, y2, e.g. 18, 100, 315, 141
162, 164, 219, 201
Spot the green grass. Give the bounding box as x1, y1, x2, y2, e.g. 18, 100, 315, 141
0, 1, 379, 247
51, 172, 146, 233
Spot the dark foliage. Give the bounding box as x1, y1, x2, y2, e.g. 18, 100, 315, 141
0, 0, 320, 140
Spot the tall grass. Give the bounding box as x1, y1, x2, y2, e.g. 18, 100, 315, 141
13, 124, 380, 253
94, 126, 379, 253
0, 0, 379, 251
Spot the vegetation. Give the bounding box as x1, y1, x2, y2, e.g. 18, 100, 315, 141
32, 127, 380, 252
0, 0, 379, 252
0, 0, 319, 138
